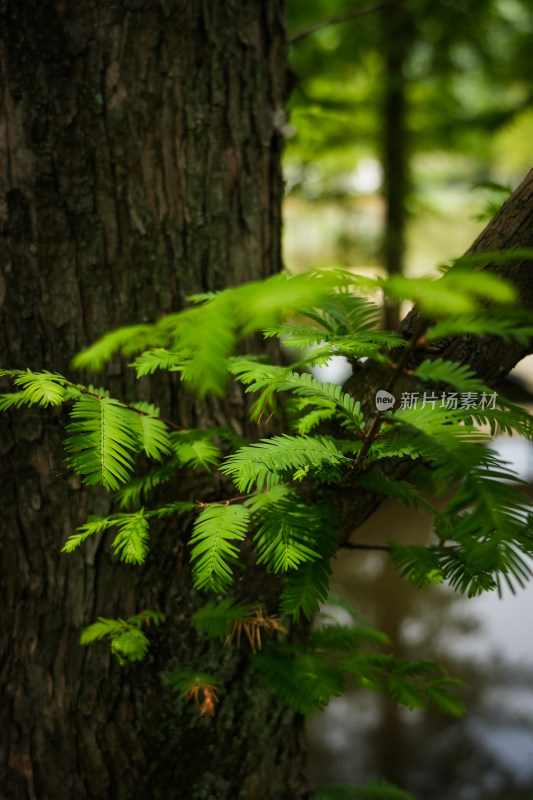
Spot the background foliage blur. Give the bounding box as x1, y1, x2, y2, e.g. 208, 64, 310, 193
284, 0, 532, 286
284, 2, 533, 797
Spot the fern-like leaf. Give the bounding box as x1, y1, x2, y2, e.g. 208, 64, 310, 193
221, 434, 351, 493
128, 403, 172, 461
412, 359, 489, 394
425, 678, 467, 717
280, 558, 333, 622
171, 431, 221, 469
0, 369, 70, 409
233, 365, 365, 432
62, 515, 115, 553
189, 504, 250, 592
426, 309, 533, 344
63, 511, 151, 563
382, 269, 516, 317
65, 395, 140, 491
80, 610, 164, 665
300, 291, 380, 336
111, 510, 150, 564
389, 542, 445, 588
192, 597, 250, 639
253, 644, 345, 714
245, 488, 338, 578
130, 348, 186, 376
72, 324, 162, 372
357, 469, 431, 510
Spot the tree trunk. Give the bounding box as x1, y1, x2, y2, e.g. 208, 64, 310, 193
381, 2, 413, 330
0, 3, 306, 799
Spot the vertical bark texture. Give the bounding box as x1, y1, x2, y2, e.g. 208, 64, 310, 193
0, 2, 305, 798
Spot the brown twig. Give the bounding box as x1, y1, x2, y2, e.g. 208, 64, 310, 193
71, 382, 188, 432
195, 495, 250, 509
353, 318, 429, 468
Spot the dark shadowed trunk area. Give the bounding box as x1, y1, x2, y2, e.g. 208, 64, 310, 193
0, 3, 308, 798
381, 2, 413, 331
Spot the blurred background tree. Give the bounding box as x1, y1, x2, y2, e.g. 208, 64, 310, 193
284, 0, 533, 321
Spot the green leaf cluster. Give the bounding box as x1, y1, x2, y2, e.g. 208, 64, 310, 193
313, 782, 415, 800
2, 264, 532, 736
0, 369, 71, 409
80, 610, 165, 665
253, 622, 466, 717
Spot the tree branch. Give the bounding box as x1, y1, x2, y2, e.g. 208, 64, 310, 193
342, 541, 392, 551
289, 0, 403, 43
336, 169, 533, 542
355, 317, 429, 468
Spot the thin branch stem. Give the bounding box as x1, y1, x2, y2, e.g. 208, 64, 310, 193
70, 381, 188, 432
289, 0, 403, 43
342, 541, 392, 551
354, 317, 429, 468
195, 495, 250, 509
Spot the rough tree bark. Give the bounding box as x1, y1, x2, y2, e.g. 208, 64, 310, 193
0, 3, 303, 799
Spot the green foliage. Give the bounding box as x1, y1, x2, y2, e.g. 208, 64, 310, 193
112, 428, 221, 510
189, 504, 250, 592
426, 309, 533, 344
170, 430, 221, 469
0, 369, 71, 409
235, 368, 366, 432
128, 402, 172, 461
313, 782, 415, 800
253, 623, 466, 717
72, 271, 344, 396
253, 643, 345, 714
114, 459, 184, 510
130, 348, 185, 376
280, 557, 333, 622
72, 509, 142, 565
65, 395, 141, 492
80, 610, 165, 665
361, 268, 519, 318
1, 265, 531, 769
221, 433, 351, 492
109, 509, 151, 565
245, 487, 334, 572
192, 597, 251, 639
62, 504, 195, 560
412, 359, 490, 394
166, 669, 222, 698
357, 469, 431, 510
